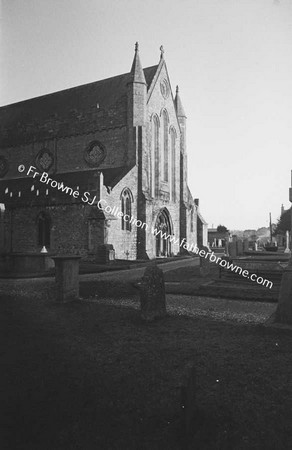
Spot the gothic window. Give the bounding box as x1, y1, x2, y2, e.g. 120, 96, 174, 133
162, 110, 169, 181
121, 188, 133, 231
152, 115, 159, 196
191, 207, 194, 232
37, 211, 51, 248
170, 127, 176, 201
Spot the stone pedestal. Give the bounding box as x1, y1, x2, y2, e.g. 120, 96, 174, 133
274, 257, 292, 324
52, 255, 81, 302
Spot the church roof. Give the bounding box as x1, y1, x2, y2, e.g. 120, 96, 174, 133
0, 65, 158, 147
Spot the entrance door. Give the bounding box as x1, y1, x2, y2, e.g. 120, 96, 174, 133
155, 209, 173, 257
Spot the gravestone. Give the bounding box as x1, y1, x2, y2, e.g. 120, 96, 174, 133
199, 246, 211, 277
236, 240, 243, 256
243, 239, 249, 253
228, 242, 237, 258
140, 264, 166, 321
52, 255, 81, 302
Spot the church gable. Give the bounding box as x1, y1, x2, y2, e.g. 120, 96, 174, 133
144, 54, 182, 202
146, 58, 181, 135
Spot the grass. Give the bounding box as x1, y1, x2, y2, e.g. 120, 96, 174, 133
164, 264, 219, 283
1, 294, 292, 449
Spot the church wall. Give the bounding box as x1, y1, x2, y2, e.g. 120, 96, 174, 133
57, 127, 128, 173
0, 116, 130, 259
6, 203, 92, 256
101, 166, 138, 260
185, 205, 198, 249
0, 125, 128, 181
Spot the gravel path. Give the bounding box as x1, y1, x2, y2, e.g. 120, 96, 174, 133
83, 294, 276, 325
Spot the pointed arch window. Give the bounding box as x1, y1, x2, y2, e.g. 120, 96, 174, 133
121, 188, 133, 231
162, 110, 169, 181
152, 115, 159, 196
37, 211, 51, 248
170, 127, 176, 201
191, 207, 194, 232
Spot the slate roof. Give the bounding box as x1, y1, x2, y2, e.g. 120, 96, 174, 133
0, 65, 158, 147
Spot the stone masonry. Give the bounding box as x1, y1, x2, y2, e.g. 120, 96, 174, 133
0, 43, 207, 261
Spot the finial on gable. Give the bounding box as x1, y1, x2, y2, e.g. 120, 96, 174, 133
160, 45, 164, 59
129, 41, 146, 85
176, 85, 179, 94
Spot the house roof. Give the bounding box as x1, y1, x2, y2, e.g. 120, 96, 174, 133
0, 65, 158, 147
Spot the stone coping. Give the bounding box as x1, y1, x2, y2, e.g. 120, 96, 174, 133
52, 255, 81, 260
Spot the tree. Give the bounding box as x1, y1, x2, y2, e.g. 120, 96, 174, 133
273, 207, 291, 235
217, 225, 229, 233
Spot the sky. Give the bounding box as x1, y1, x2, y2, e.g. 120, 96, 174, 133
1, 0, 292, 230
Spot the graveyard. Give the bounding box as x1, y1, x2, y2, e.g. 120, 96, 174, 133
1, 256, 292, 449
1, 4, 291, 447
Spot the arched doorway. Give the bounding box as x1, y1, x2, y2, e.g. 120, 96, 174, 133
155, 208, 173, 257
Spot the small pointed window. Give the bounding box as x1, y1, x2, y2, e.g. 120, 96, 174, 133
121, 188, 133, 231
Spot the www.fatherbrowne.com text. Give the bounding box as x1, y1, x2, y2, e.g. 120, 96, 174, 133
21, 165, 273, 289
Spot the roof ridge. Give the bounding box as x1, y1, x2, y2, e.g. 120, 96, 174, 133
1, 65, 159, 109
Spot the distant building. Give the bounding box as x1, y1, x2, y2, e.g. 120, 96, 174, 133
243, 229, 257, 240
208, 228, 231, 249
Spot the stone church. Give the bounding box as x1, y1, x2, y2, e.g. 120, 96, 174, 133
0, 44, 207, 262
